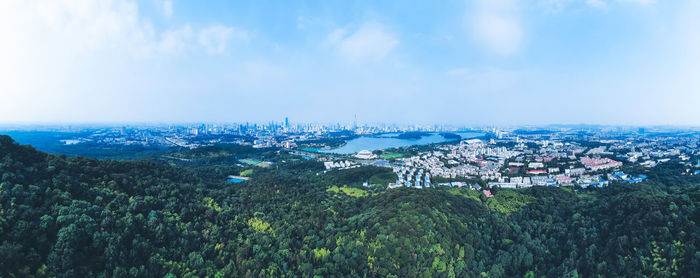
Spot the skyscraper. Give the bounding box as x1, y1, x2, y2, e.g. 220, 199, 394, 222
353, 114, 357, 131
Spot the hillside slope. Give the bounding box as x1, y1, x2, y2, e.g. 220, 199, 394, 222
0, 135, 698, 277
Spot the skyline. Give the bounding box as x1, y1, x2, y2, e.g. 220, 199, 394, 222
1, 0, 699, 125
2, 119, 700, 130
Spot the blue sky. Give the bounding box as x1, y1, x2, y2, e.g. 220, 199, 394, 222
1, 0, 698, 126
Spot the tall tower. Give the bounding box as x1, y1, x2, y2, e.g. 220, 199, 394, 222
285, 117, 289, 128
353, 114, 357, 131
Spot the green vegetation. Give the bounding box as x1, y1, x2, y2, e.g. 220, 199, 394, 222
487, 189, 537, 214
1, 131, 168, 160
239, 169, 254, 176
174, 146, 233, 159
239, 158, 262, 165
322, 166, 396, 187
444, 187, 536, 214
296, 136, 356, 148
171, 144, 272, 161
327, 185, 369, 197
247, 217, 274, 235
0, 135, 699, 277
380, 152, 404, 160
395, 131, 431, 139
439, 132, 461, 140
368, 171, 397, 186
446, 187, 483, 202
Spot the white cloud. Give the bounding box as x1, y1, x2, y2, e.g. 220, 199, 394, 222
330, 22, 399, 62
617, 0, 655, 5
30, 0, 149, 52
586, 0, 608, 9
297, 15, 305, 29
469, 0, 523, 56
158, 25, 193, 54
162, 0, 173, 18
588, 0, 656, 9
0, 0, 244, 57
326, 29, 347, 45
540, 0, 573, 13
535, 0, 653, 12
0, 0, 249, 122
198, 25, 248, 54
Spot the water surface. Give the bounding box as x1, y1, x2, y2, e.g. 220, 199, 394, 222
322, 132, 483, 154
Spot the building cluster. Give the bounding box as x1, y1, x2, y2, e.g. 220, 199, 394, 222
397, 139, 522, 180
355, 150, 378, 160
488, 174, 611, 188
389, 167, 431, 189
381, 128, 700, 191
608, 171, 648, 183
398, 139, 519, 181
37, 123, 700, 193
435, 182, 482, 190
45, 121, 480, 150
323, 160, 358, 171
580, 157, 623, 171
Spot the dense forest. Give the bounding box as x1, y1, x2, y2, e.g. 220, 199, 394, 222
1, 135, 698, 277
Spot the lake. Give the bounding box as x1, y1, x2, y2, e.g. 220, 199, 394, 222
321, 132, 483, 154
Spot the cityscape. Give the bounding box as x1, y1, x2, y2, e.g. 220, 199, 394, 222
4, 122, 699, 196
2, 0, 700, 277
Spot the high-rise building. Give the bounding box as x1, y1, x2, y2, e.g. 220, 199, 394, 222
353, 114, 357, 131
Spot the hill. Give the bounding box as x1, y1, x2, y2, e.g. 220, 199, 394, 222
0, 135, 698, 277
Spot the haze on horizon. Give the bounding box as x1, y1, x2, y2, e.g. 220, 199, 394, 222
1, 0, 699, 126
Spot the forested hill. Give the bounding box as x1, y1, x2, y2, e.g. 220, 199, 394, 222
1, 135, 699, 277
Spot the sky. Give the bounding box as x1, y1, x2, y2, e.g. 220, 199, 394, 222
0, 0, 699, 126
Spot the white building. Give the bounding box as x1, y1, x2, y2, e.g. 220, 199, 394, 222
355, 150, 377, 159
